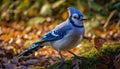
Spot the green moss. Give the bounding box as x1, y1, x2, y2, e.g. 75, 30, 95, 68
101, 44, 120, 59
47, 59, 73, 69
33, 44, 120, 69
80, 50, 100, 69
32, 67, 44, 69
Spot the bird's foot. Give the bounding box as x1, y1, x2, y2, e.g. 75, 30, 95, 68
54, 61, 69, 69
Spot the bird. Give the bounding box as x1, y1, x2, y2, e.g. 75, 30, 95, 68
17, 7, 86, 68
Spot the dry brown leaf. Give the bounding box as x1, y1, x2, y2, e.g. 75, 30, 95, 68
4, 63, 17, 69
94, 37, 106, 52
1, 57, 8, 63
0, 49, 5, 56
4, 33, 13, 42
25, 59, 41, 65
18, 66, 28, 69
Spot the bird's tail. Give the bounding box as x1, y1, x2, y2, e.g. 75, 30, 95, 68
17, 41, 44, 57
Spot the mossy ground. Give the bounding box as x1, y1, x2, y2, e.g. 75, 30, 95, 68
33, 44, 120, 69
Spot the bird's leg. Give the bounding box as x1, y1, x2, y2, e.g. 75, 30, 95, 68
68, 51, 82, 69
68, 50, 81, 59
55, 51, 69, 69
59, 51, 65, 64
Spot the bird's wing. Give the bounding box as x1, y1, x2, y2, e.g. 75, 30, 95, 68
41, 30, 66, 41
17, 30, 66, 57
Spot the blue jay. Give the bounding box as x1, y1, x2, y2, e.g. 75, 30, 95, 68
17, 7, 86, 68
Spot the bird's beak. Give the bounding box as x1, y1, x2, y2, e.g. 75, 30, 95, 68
81, 17, 87, 20
79, 17, 87, 21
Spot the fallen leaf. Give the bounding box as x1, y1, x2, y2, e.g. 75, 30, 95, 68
10, 57, 19, 65
25, 59, 40, 65
94, 37, 106, 52
18, 66, 28, 69
1, 57, 8, 63
0, 48, 5, 56
4, 63, 17, 69
4, 33, 13, 42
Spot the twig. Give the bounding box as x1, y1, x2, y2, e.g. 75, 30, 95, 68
116, 20, 120, 28
103, 10, 117, 31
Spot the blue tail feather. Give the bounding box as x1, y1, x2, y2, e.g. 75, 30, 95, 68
17, 41, 44, 57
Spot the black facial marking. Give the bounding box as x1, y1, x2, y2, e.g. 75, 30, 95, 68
69, 16, 84, 28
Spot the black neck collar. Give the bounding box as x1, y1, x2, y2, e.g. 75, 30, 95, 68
69, 17, 84, 28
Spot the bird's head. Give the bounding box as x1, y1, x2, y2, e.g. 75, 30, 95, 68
68, 7, 86, 24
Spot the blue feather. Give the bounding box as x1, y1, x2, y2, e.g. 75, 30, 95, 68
17, 30, 65, 57
68, 7, 83, 17
17, 42, 44, 57
41, 30, 65, 41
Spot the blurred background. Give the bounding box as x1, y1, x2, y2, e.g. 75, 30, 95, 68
0, 0, 120, 69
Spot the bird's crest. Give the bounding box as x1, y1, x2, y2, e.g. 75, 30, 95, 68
68, 7, 83, 17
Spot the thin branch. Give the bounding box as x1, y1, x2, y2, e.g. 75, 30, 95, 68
103, 10, 117, 31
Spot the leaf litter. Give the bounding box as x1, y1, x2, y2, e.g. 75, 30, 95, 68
0, 21, 120, 69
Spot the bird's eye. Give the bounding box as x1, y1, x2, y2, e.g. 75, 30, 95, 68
73, 16, 77, 19
72, 14, 79, 19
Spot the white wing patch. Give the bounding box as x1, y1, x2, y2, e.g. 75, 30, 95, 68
51, 31, 59, 36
